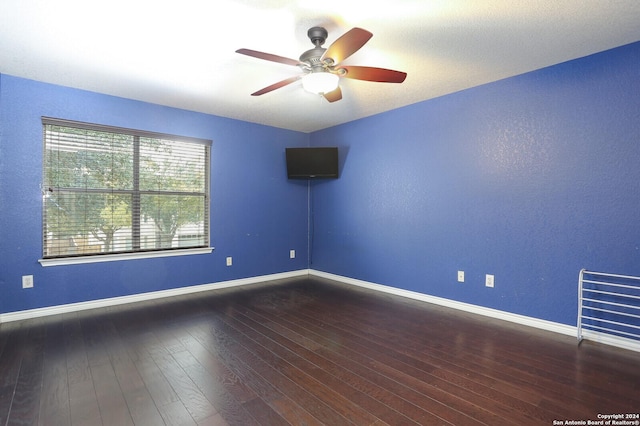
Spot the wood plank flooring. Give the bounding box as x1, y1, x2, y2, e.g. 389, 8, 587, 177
1, 276, 639, 425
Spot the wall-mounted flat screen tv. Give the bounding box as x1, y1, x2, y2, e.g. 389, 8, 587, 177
286, 147, 339, 179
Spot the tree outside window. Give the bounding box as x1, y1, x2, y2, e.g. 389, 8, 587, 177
43, 119, 210, 258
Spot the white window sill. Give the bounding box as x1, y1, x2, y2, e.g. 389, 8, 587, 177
39, 247, 214, 267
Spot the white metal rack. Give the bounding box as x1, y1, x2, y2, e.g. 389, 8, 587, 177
577, 269, 640, 347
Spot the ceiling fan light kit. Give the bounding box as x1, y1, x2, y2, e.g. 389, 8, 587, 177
302, 72, 339, 94
236, 26, 407, 103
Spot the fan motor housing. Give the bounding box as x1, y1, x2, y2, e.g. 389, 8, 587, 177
299, 47, 326, 66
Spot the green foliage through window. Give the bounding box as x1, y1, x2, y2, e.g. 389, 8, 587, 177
42, 118, 211, 258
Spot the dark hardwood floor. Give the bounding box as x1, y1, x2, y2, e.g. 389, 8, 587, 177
1, 276, 639, 425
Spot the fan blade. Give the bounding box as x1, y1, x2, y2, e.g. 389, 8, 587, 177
323, 86, 342, 103
236, 48, 302, 67
338, 66, 407, 83
251, 75, 301, 96
321, 28, 372, 65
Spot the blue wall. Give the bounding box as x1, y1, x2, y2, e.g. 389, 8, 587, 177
309, 41, 640, 325
0, 75, 310, 314
2, 41, 639, 326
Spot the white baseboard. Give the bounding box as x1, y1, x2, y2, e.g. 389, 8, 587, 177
4, 268, 638, 353
310, 270, 577, 336
310, 270, 640, 353
0, 269, 310, 324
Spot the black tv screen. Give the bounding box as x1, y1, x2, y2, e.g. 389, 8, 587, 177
286, 147, 339, 179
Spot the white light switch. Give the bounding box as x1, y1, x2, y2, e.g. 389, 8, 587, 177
226, 257, 232, 266
290, 250, 296, 259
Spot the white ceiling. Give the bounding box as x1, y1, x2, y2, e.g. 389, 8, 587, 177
1, 1, 639, 133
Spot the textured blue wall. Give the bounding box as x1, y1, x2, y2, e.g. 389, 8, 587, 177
2, 42, 640, 324
0, 75, 309, 314
309, 42, 640, 325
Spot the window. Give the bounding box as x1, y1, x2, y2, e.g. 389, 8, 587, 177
42, 117, 211, 262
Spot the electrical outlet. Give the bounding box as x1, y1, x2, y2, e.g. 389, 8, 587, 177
457, 271, 464, 282
485, 274, 495, 288
226, 257, 232, 266
22, 275, 34, 289
290, 250, 296, 259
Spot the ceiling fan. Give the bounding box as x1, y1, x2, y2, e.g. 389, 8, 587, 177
236, 26, 407, 103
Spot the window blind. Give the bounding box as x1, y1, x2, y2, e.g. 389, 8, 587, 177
42, 117, 211, 259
